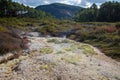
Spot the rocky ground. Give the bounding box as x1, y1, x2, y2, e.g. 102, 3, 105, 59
0, 36, 120, 80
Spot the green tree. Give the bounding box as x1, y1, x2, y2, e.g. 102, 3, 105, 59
0, 0, 10, 16
98, 1, 120, 22
74, 3, 98, 22
0, 0, 52, 18
90, 3, 98, 21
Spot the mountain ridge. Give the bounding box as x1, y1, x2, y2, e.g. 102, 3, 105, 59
35, 3, 82, 19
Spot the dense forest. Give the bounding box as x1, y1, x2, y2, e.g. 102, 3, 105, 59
74, 1, 120, 22
0, 0, 52, 18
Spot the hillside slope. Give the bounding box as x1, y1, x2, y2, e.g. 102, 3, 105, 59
0, 36, 120, 80
35, 3, 82, 19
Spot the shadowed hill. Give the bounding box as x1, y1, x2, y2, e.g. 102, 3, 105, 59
35, 3, 82, 19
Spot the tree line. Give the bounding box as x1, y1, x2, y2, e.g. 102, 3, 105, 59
0, 0, 52, 18
74, 1, 120, 22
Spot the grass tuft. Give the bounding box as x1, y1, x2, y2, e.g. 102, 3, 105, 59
80, 44, 96, 55
56, 51, 65, 54
40, 47, 54, 54
40, 62, 56, 72
47, 39, 60, 44
0, 26, 8, 32
61, 54, 80, 65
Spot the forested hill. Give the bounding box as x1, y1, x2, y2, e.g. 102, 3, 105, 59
0, 0, 52, 19
35, 3, 82, 19
74, 1, 120, 22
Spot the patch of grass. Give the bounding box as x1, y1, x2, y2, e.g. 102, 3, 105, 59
61, 54, 80, 65
40, 47, 54, 54
64, 47, 73, 52
47, 39, 60, 44
80, 44, 95, 55
40, 64, 50, 70
64, 45, 76, 52
69, 34, 76, 39
77, 44, 83, 49
56, 51, 65, 54
0, 18, 26, 29
40, 62, 56, 71
47, 39, 72, 44
61, 39, 70, 43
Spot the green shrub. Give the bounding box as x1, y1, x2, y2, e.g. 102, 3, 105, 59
115, 22, 120, 29
0, 18, 29, 30
0, 26, 8, 32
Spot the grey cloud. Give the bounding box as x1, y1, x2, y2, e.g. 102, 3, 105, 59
87, 0, 107, 3
13, 0, 119, 7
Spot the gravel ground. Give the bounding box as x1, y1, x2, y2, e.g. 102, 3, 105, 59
0, 37, 120, 80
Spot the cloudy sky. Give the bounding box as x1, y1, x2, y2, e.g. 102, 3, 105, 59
13, 0, 120, 8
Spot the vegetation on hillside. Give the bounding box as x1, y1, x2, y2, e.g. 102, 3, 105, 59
74, 1, 120, 22
36, 3, 82, 19
69, 23, 120, 60
0, 0, 52, 18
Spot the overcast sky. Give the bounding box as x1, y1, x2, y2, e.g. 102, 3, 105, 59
13, 0, 120, 8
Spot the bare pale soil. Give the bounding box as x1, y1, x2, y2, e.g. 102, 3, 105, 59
0, 37, 120, 80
